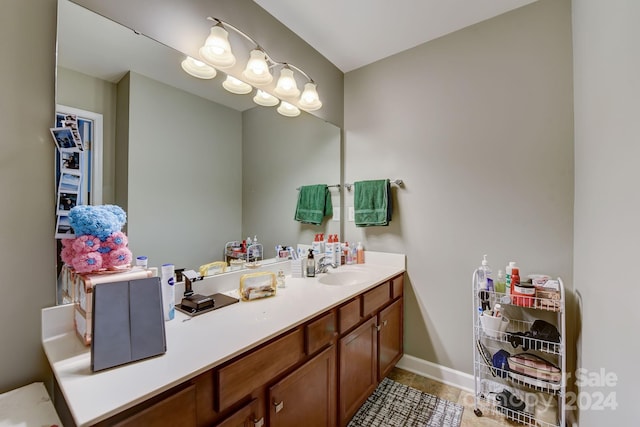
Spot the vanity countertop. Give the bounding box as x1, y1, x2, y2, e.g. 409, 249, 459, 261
42, 252, 405, 426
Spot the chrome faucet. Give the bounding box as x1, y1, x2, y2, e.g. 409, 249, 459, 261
315, 255, 337, 274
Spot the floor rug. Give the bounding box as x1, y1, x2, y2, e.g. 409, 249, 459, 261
347, 377, 464, 427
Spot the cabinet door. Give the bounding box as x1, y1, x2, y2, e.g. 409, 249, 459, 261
339, 316, 378, 426
378, 298, 403, 380
269, 345, 336, 427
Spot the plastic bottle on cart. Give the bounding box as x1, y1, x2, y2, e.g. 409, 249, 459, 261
495, 269, 506, 294
505, 261, 517, 296
477, 255, 492, 290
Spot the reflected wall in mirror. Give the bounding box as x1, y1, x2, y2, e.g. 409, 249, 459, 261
56, 0, 341, 302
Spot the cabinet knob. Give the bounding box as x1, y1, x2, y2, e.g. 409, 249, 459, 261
376, 324, 382, 331
274, 400, 284, 413
253, 417, 264, 427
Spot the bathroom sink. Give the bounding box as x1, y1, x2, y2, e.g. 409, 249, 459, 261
318, 270, 370, 286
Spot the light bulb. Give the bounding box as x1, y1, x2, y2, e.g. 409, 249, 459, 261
242, 50, 273, 85
199, 25, 236, 68
274, 67, 300, 98
253, 90, 279, 107
277, 101, 300, 117
222, 75, 252, 95
299, 82, 322, 111
181, 56, 217, 79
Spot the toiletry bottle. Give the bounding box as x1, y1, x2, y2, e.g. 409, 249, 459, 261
505, 261, 517, 296
161, 263, 175, 321
477, 254, 492, 290
136, 256, 148, 269
495, 270, 506, 294
325, 234, 334, 264
356, 242, 365, 264
277, 270, 286, 288
312, 234, 322, 257
344, 242, 353, 264
306, 249, 315, 277
334, 234, 342, 266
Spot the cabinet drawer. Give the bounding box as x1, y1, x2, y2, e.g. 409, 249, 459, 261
216, 328, 304, 411
339, 298, 361, 334
391, 274, 404, 300
362, 283, 391, 317
114, 384, 196, 427
306, 310, 337, 355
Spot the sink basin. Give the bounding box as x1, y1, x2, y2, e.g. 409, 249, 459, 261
318, 271, 370, 286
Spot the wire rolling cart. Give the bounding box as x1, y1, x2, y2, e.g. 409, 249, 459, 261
472, 269, 566, 426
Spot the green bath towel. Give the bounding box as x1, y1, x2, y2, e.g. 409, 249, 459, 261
294, 184, 333, 225
354, 179, 392, 227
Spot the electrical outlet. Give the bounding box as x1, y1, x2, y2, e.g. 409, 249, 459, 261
332, 206, 340, 221
348, 207, 354, 221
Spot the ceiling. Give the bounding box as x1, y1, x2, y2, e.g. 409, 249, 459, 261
253, 0, 539, 72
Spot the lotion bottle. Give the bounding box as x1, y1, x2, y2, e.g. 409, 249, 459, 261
161, 263, 175, 321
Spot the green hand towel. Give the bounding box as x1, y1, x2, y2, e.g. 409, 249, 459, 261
354, 179, 392, 227
294, 184, 333, 225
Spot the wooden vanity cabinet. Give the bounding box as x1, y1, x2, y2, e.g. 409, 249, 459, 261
93, 273, 404, 427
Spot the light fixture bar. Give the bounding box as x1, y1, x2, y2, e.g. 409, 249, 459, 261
181, 17, 323, 116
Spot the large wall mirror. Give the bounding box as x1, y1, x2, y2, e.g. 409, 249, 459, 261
56, 0, 341, 302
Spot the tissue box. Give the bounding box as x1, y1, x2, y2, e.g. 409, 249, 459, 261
239, 271, 276, 301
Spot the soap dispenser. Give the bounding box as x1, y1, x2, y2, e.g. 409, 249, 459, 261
306, 249, 315, 278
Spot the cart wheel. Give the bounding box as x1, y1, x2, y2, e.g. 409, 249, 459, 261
474, 408, 483, 417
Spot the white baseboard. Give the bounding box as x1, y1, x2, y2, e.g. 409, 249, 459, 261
396, 354, 475, 393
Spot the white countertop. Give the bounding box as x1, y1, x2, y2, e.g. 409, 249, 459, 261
42, 252, 405, 426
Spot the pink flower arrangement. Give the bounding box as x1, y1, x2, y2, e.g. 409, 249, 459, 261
105, 231, 128, 250
72, 252, 103, 274
72, 235, 101, 253
107, 248, 132, 267
60, 205, 133, 274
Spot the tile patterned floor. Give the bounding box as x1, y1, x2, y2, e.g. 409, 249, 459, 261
389, 367, 520, 427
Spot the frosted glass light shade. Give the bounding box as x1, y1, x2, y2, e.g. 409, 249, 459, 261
277, 101, 300, 117
274, 67, 300, 98
253, 90, 279, 107
242, 50, 273, 85
222, 75, 252, 94
199, 25, 236, 68
181, 56, 217, 79
299, 82, 322, 111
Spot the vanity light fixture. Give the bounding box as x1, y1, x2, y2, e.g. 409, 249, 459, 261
181, 56, 217, 79
182, 17, 322, 117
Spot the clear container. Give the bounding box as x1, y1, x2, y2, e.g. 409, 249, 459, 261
277, 270, 286, 288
